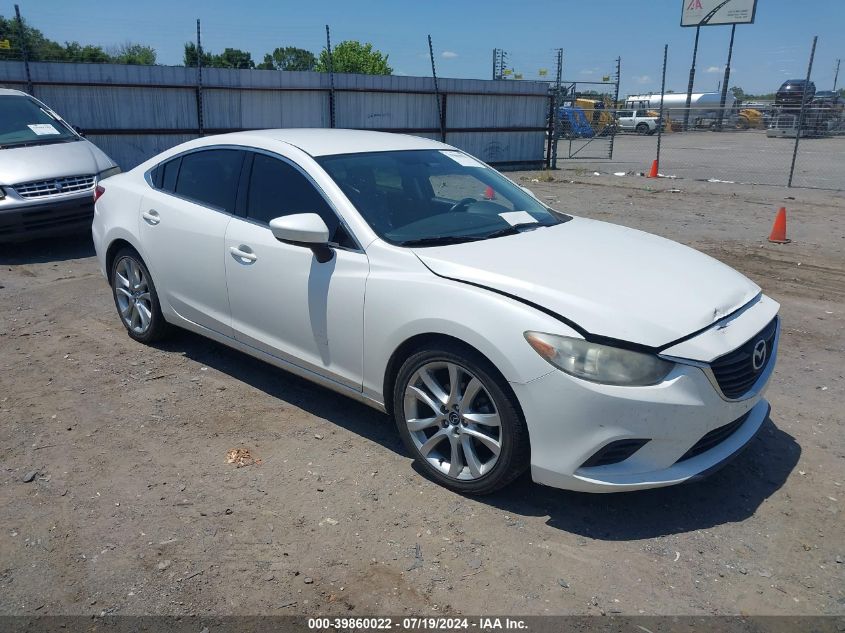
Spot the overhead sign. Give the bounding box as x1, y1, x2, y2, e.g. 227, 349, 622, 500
681, 0, 757, 26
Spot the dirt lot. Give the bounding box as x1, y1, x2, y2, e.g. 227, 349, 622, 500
1, 173, 843, 618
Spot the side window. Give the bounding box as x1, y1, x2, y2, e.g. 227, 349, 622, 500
161, 158, 180, 192
174, 149, 244, 213
246, 153, 354, 248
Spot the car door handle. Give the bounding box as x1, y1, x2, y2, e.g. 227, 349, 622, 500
229, 245, 257, 264
141, 209, 160, 225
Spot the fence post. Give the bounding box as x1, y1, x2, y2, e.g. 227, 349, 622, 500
788, 36, 817, 188
427, 35, 445, 142
607, 56, 621, 160
655, 45, 668, 174
195, 19, 204, 137
683, 25, 700, 132
716, 24, 736, 131
14, 4, 33, 95
325, 25, 336, 129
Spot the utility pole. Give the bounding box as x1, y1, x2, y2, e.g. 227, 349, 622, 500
834, 59, 841, 92
14, 4, 33, 95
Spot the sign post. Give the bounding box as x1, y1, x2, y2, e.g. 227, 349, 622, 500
680, 0, 757, 131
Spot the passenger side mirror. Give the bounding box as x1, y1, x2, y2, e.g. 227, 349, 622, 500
269, 213, 333, 263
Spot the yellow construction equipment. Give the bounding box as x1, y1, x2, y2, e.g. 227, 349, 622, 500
735, 108, 764, 129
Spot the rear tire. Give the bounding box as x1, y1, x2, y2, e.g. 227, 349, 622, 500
110, 247, 168, 344
636, 123, 650, 135
392, 346, 530, 494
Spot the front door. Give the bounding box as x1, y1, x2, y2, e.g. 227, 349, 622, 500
224, 152, 368, 389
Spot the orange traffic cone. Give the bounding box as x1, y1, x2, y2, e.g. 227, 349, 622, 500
768, 207, 790, 244
647, 159, 659, 178
484, 185, 496, 200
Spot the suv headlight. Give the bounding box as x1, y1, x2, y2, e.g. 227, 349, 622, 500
524, 331, 674, 386
97, 166, 121, 181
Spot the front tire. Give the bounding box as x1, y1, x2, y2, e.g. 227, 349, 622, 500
393, 347, 530, 494
110, 247, 168, 344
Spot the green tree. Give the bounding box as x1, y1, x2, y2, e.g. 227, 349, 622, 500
0, 14, 65, 61
316, 40, 391, 75
183, 41, 214, 67
216, 47, 255, 69
111, 43, 156, 65
63, 42, 111, 63
258, 46, 316, 71
731, 85, 745, 100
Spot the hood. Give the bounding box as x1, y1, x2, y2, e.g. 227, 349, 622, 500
0, 139, 116, 185
413, 217, 760, 349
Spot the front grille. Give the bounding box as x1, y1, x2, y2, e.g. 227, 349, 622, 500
13, 174, 96, 199
581, 439, 650, 468
676, 411, 750, 463
710, 317, 778, 399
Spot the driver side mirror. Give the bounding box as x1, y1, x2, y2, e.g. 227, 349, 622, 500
269, 213, 334, 263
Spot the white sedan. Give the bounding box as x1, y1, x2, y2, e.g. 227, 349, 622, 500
92, 129, 779, 494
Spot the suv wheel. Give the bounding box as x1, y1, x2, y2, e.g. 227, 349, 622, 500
636, 123, 650, 135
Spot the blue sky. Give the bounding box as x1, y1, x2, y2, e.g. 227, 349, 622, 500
6, 0, 843, 95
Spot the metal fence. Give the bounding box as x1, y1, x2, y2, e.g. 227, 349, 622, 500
0, 60, 552, 171
552, 36, 844, 191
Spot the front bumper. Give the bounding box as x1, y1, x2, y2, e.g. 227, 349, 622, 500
513, 322, 778, 493
0, 194, 95, 243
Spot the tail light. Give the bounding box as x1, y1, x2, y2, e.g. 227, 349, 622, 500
93, 185, 105, 202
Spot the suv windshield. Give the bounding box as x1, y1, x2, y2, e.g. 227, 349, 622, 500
0, 95, 78, 149
317, 149, 567, 246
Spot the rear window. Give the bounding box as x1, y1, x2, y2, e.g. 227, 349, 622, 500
174, 149, 244, 213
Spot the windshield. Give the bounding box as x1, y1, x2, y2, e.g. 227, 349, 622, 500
0, 95, 78, 148
317, 149, 567, 246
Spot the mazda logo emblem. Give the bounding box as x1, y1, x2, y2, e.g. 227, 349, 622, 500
752, 339, 767, 371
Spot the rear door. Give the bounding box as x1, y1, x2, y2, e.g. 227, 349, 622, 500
617, 110, 634, 130
139, 148, 245, 338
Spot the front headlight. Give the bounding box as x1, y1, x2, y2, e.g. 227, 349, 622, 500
0, 186, 5, 200
524, 331, 674, 386
97, 166, 121, 181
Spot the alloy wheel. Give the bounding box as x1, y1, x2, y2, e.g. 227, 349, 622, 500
113, 256, 153, 335
403, 361, 502, 480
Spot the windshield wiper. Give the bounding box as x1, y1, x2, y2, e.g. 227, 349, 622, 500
0, 137, 76, 150
478, 222, 546, 240
396, 235, 487, 247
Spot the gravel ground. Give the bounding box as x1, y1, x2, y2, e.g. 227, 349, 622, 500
1, 173, 843, 617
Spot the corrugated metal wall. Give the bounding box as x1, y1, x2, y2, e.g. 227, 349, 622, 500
1, 61, 550, 170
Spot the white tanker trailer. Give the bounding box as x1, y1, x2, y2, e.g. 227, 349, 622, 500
625, 92, 736, 112
624, 92, 737, 129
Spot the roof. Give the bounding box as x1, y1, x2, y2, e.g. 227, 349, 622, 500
216, 128, 452, 157
0, 88, 28, 97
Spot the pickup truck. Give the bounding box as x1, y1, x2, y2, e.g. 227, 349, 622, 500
615, 109, 659, 135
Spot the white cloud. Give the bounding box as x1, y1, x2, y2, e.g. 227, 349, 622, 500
580, 69, 595, 75
441, 51, 458, 59
632, 75, 652, 84
706, 66, 723, 73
